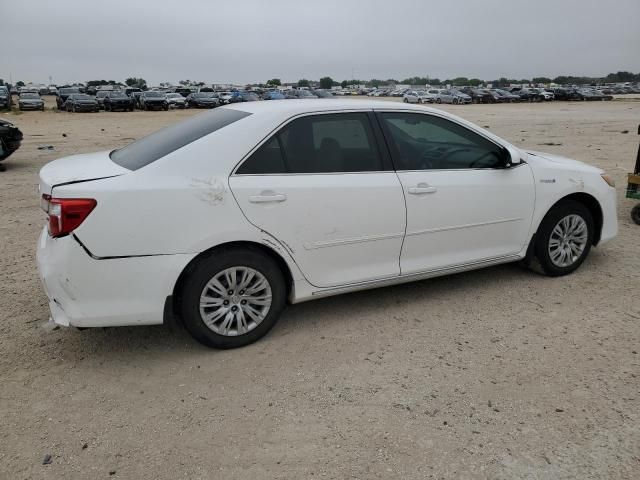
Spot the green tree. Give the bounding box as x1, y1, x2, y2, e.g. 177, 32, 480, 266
125, 77, 147, 90
450, 77, 469, 86
469, 78, 483, 86
532, 77, 552, 84
266, 78, 281, 86
16, 81, 25, 87
297, 79, 310, 87
319, 76, 334, 89
0, 79, 4, 86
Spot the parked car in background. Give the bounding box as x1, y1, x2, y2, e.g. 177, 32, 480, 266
186, 92, 219, 109
35, 100, 618, 349
139, 91, 169, 111
0, 85, 13, 109
238, 91, 261, 102
262, 91, 286, 100
166, 92, 187, 108
56, 87, 80, 109
402, 91, 422, 103
492, 89, 520, 102
103, 91, 134, 111
64, 94, 99, 112
436, 89, 472, 104
285, 89, 318, 99
95, 90, 110, 110
0, 118, 23, 165
18, 92, 45, 111
311, 89, 334, 98
575, 88, 612, 101
125, 87, 142, 98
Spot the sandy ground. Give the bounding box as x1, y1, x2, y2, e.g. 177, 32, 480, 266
0, 97, 639, 479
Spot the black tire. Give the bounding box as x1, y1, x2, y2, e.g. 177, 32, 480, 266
534, 200, 594, 277
436, 98, 441, 104
631, 204, 640, 225
180, 247, 287, 349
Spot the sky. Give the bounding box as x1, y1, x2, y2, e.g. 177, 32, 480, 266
2, 0, 639, 86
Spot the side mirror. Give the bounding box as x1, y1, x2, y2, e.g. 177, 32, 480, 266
503, 145, 522, 167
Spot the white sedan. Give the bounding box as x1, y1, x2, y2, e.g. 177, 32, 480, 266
37, 100, 618, 348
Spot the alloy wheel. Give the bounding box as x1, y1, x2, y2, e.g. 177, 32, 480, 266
548, 214, 588, 267
199, 266, 272, 336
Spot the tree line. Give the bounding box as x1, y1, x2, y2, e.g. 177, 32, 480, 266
2, 71, 638, 90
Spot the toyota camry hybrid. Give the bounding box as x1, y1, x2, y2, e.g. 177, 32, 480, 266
37, 100, 617, 349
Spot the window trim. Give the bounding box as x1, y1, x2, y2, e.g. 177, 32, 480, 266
374, 109, 510, 172
231, 110, 395, 176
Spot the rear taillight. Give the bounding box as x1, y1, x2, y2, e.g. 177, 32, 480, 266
41, 194, 97, 238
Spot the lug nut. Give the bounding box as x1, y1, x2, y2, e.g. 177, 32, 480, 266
223, 300, 229, 306
228, 290, 234, 295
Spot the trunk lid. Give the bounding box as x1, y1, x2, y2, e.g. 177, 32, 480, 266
39, 150, 130, 195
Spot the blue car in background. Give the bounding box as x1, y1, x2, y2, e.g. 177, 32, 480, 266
262, 91, 286, 100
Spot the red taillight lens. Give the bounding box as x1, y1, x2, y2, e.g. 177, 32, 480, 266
42, 195, 97, 237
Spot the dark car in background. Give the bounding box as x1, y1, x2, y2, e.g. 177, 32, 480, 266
0, 118, 23, 165
64, 94, 99, 112
185, 92, 219, 108
103, 91, 134, 111
0, 86, 12, 109
492, 89, 520, 102
18, 93, 45, 111
56, 87, 81, 109
139, 91, 169, 111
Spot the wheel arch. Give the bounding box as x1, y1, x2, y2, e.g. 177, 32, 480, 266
170, 240, 295, 319
535, 192, 603, 246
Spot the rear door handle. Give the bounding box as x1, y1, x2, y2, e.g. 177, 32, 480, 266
248, 192, 287, 203
408, 183, 437, 195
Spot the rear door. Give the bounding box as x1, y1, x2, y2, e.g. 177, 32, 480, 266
229, 111, 406, 288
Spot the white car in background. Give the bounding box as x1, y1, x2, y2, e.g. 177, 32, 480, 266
37, 100, 617, 349
166, 93, 187, 109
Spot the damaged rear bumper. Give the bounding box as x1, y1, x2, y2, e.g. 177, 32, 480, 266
36, 228, 195, 328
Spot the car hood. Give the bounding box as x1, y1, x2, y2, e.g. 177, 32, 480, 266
525, 150, 602, 174
39, 150, 130, 195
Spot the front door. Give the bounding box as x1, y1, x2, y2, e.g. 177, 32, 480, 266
376, 111, 535, 275
230, 111, 406, 288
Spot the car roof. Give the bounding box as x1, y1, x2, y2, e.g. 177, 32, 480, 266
222, 99, 436, 117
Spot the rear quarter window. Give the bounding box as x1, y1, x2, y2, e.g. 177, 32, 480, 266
110, 108, 251, 170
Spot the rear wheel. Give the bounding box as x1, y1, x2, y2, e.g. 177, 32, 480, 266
180, 248, 286, 349
534, 200, 593, 276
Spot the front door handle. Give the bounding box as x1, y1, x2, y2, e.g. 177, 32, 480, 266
248, 191, 287, 203
408, 183, 437, 195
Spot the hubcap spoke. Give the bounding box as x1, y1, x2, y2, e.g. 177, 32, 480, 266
199, 266, 272, 337
548, 214, 588, 268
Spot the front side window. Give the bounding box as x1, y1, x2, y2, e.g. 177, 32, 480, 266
237, 113, 385, 174
379, 112, 506, 170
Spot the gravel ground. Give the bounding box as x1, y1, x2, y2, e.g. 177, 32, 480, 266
0, 97, 639, 479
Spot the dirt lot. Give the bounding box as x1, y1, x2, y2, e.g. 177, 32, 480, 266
1, 97, 639, 479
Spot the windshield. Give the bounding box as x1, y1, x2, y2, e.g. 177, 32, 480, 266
110, 93, 127, 98
110, 109, 252, 170
21, 93, 40, 99
145, 91, 164, 97
167, 93, 182, 98
60, 88, 80, 95
74, 94, 92, 100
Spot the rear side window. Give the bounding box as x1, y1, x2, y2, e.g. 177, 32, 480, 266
237, 112, 386, 174
110, 108, 251, 170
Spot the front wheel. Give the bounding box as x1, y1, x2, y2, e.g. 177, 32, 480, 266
631, 204, 640, 225
180, 248, 287, 349
534, 200, 593, 276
